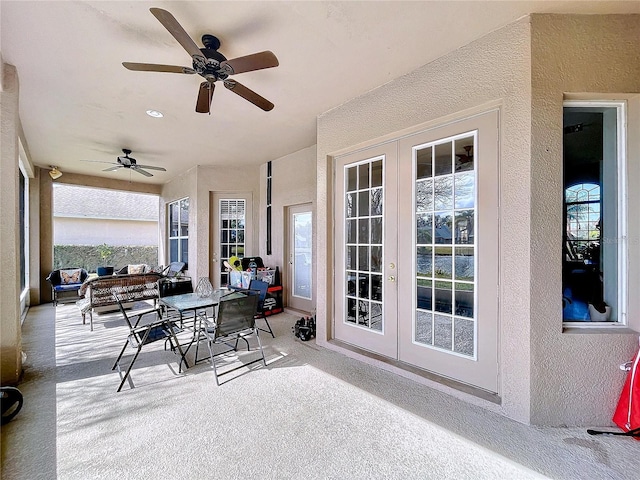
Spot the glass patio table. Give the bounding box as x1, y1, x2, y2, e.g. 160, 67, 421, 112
159, 289, 246, 366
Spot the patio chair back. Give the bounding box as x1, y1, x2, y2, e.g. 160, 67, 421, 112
248, 279, 275, 338
214, 291, 260, 339
164, 262, 186, 278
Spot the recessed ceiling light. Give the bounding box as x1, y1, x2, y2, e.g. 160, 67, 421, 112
146, 109, 163, 118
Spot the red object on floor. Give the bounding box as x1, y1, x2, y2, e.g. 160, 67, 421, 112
263, 285, 283, 316
612, 339, 640, 440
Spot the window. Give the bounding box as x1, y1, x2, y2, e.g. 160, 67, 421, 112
563, 101, 625, 324
19, 159, 29, 298
219, 199, 246, 286
168, 198, 189, 264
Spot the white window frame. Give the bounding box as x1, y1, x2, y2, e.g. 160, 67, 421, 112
18, 157, 30, 304
168, 197, 189, 264
562, 100, 627, 327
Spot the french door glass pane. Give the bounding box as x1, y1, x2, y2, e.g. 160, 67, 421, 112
344, 157, 384, 332
219, 199, 246, 286
414, 135, 476, 357
293, 212, 312, 299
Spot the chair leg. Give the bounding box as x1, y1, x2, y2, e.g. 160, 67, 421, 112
165, 321, 188, 372
206, 339, 220, 386
116, 344, 144, 392
112, 339, 131, 371
255, 328, 267, 366
233, 335, 250, 351
257, 314, 275, 338
193, 313, 209, 364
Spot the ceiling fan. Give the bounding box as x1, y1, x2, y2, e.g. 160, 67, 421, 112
123, 8, 279, 114
83, 149, 167, 177
563, 123, 595, 134
455, 145, 474, 165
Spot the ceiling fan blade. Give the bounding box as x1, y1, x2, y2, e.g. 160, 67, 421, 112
132, 167, 154, 177
134, 164, 167, 171
223, 80, 274, 111
122, 62, 195, 74
220, 51, 279, 75
103, 166, 122, 172
82, 159, 117, 165
149, 8, 204, 61
196, 82, 214, 114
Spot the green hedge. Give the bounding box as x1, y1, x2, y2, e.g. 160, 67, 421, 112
54, 245, 159, 273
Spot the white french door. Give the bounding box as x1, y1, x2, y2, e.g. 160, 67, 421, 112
334, 142, 398, 358
334, 110, 499, 392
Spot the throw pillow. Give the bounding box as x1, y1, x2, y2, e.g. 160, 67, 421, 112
128, 264, 146, 275
60, 269, 82, 284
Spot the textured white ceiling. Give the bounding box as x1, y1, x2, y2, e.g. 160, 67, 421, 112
2, 1, 638, 184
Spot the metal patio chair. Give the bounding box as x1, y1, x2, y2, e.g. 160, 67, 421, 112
198, 290, 266, 386
111, 289, 186, 392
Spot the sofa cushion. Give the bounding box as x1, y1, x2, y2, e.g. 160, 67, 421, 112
54, 284, 82, 293
60, 269, 83, 285
127, 264, 147, 274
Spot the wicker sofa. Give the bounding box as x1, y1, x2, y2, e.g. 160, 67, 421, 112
76, 273, 164, 331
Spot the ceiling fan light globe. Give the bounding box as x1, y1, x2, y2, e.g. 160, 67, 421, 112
49, 167, 62, 180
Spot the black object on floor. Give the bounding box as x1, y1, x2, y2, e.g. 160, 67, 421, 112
1, 386, 23, 424
586, 427, 640, 438
293, 316, 316, 341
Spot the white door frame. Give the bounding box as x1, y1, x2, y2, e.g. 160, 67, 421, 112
285, 203, 314, 313
210, 192, 253, 289
332, 109, 500, 393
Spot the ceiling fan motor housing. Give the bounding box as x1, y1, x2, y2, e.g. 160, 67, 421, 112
194, 35, 230, 82
118, 149, 136, 166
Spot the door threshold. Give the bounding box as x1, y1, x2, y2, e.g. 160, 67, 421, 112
328, 339, 501, 405
284, 307, 312, 317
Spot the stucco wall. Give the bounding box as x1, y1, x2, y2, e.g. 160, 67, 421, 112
259, 145, 317, 304
529, 14, 640, 425
1, 63, 23, 384
317, 17, 533, 423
